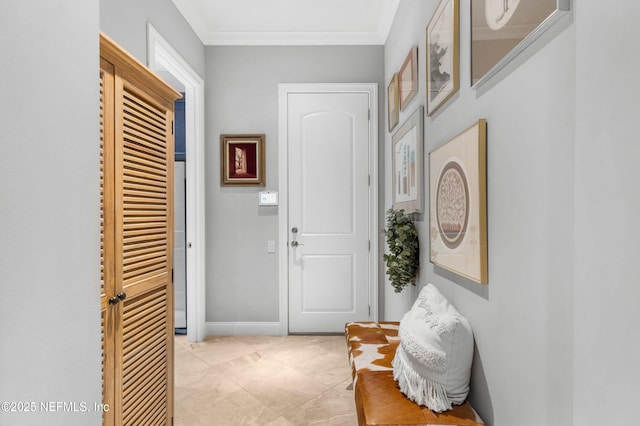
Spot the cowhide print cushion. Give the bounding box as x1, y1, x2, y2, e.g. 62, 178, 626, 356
345, 322, 400, 378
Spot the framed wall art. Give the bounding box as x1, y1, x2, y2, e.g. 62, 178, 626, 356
426, 0, 459, 116
220, 134, 265, 186
392, 106, 424, 213
399, 46, 418, 111
387, 73, 400, 132
471, 0, 570, 87
429, 119, 487, 283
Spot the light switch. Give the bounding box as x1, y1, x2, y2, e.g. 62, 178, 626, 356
267, 240, 276, 253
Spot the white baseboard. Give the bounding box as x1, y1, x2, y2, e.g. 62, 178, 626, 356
205, 322, 283, 336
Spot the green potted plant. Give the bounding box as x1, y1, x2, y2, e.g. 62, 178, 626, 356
384, 208, 420, 293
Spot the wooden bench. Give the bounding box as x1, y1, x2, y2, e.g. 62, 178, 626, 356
345, 321, 484, 426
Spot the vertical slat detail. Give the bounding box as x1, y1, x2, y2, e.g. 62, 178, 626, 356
121, 88, 168, 289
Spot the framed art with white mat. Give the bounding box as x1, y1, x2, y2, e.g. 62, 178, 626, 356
429, 119, 488, 283
392, 106, 424, 213
426, 0, 459, 116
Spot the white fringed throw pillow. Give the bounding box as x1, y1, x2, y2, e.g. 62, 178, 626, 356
392, 284, 474, 412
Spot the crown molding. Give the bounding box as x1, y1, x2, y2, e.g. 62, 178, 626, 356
173, 0, 399, 46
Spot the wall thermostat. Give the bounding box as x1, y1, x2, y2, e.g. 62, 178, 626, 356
259, 191, 278, 206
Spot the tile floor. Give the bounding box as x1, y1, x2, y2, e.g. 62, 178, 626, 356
174, 334, 358, 426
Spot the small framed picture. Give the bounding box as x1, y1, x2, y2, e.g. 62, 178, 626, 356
426, 0, 459, 116
220, 134, 266, 186
399, 46, 418, 111
392, 106, 424, 213
387, 73, 400, 132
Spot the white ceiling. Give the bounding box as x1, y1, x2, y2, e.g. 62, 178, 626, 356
172, 0, 400, 46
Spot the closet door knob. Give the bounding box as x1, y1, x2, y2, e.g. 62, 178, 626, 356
117, 292, 127, 301
108, 296, 120, 305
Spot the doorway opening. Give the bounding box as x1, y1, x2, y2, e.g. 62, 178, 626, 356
147, 24, 206, 342
174, 94, 187, 334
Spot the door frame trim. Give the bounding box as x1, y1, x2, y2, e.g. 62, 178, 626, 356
148, 24, 206, 342
277, 83, 379, 335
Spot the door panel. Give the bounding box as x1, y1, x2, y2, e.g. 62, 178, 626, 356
300, 111, 355, 235
120, 85, 171, 292
301, 254, 354, 312
116, 80, 174, 425
288, 92, 370, 333
121, 287, 169, 425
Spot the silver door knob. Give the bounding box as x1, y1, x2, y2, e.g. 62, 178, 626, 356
291, 240, 304, 247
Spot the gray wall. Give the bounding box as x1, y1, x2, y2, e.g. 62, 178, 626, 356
205, 46, 384, 324
385, 1, 640, 425
573, 1, 640, 424
0, 1, 102, 425
385, 1, 575, 425
0, 1, 203, 425
100, 0, 205, 78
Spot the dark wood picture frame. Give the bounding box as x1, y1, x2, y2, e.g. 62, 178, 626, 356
220, 134, 266, 186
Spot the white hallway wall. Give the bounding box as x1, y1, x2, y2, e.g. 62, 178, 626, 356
385, 1, 640, 426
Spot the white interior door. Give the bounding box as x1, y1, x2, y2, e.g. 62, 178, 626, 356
287, 91, 372, 333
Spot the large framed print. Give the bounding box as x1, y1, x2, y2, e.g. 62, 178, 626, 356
392, 106, 424, 213
471, 0, 570, 87
426, 0, 459, 116
429, 119, 487, 283
220, 134, 266, 186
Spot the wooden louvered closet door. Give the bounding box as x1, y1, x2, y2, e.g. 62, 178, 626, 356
100, 33, 180, 426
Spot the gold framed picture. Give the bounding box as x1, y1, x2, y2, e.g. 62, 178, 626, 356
392, 106, 424, 213
387, 73, 400, 132
220, 134, 266, 186
426, 0, 459, 116
429, 119, 487, 283
399, 46, 418, 111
